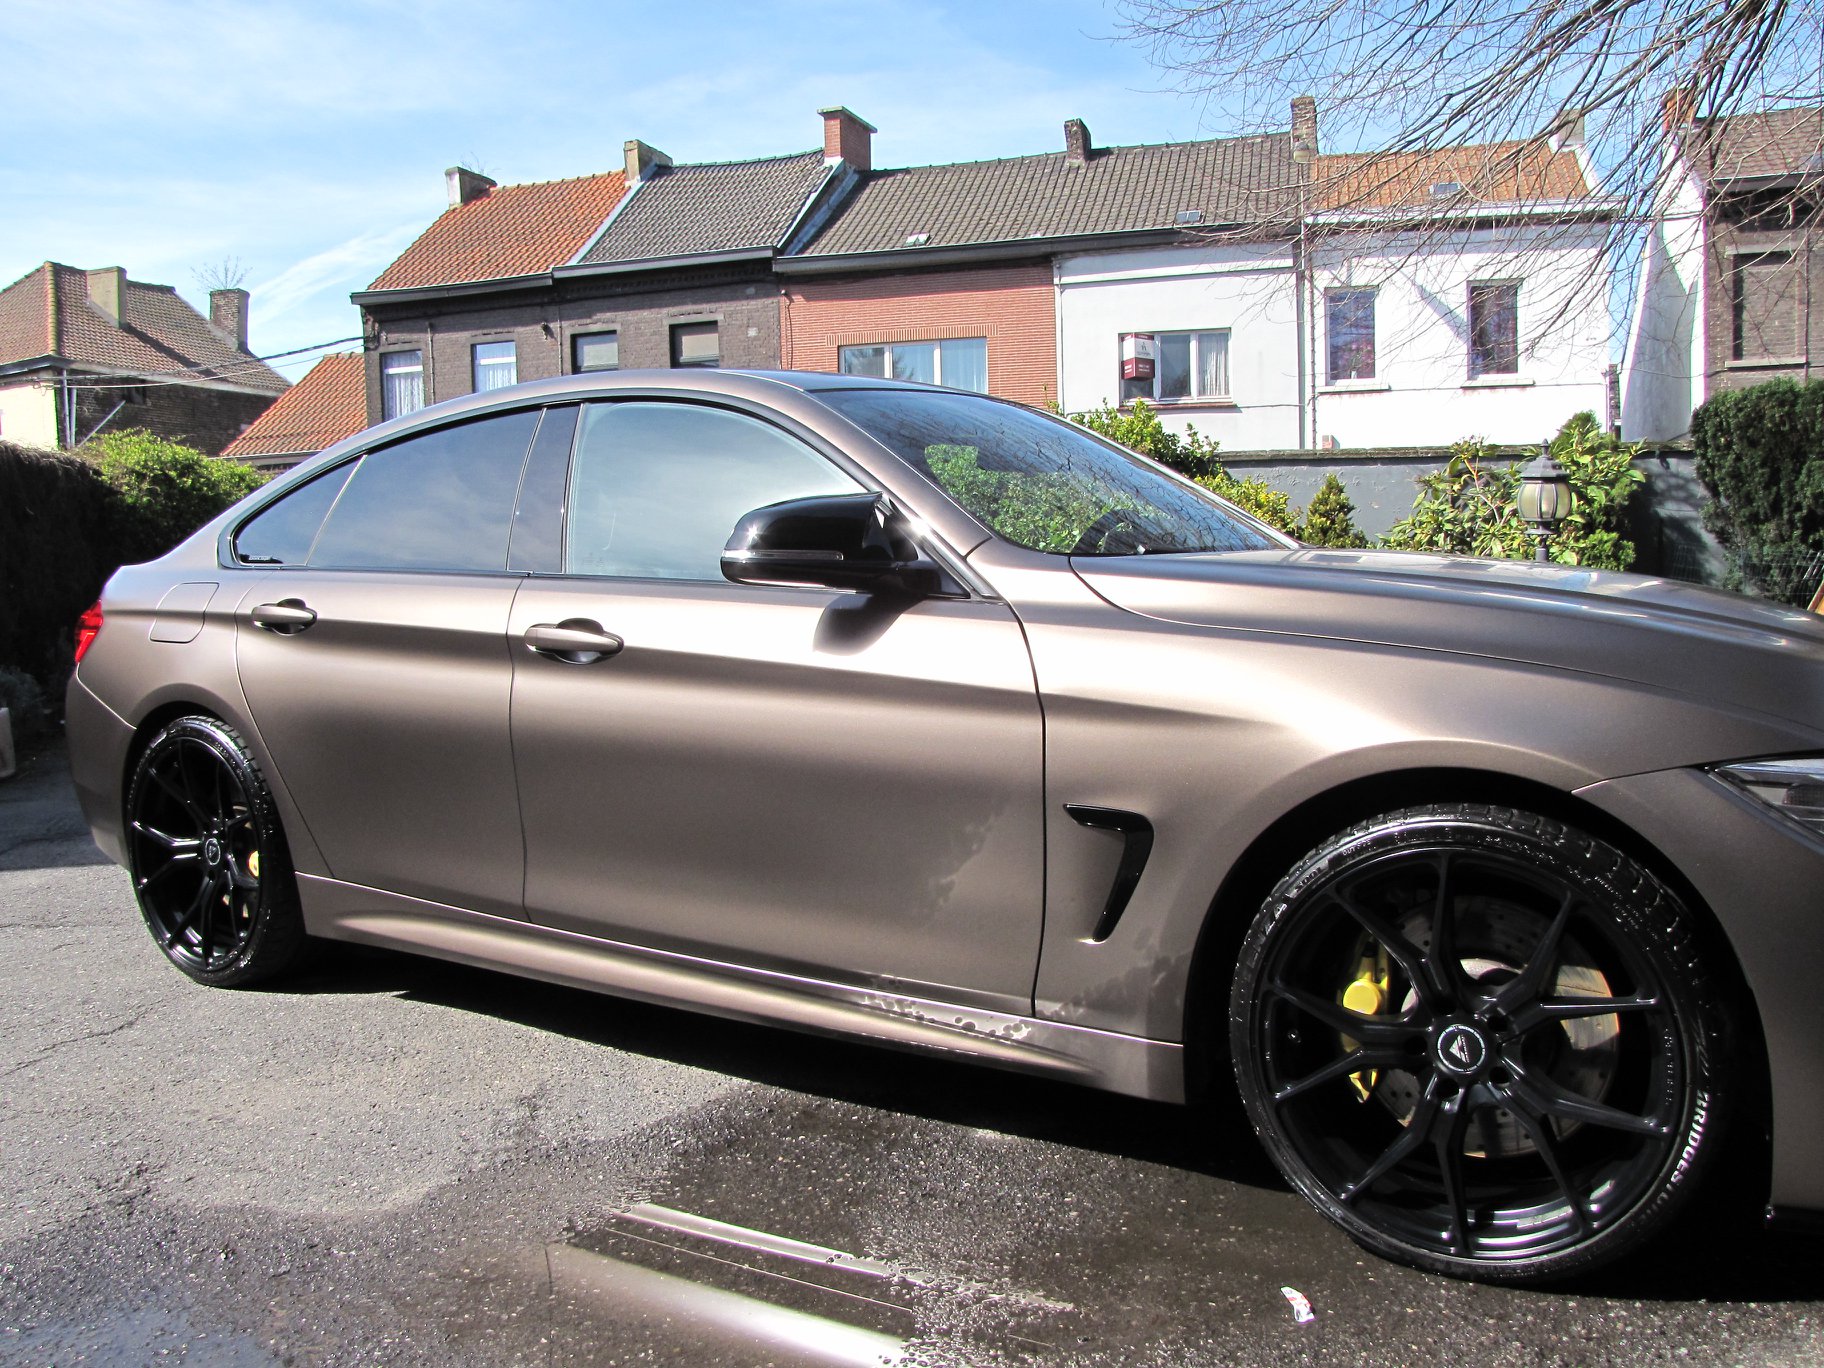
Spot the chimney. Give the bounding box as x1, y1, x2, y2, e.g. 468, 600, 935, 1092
820, 106, 876, 172
85, 267, 126, 327
1291, 95, 1318, 164
211, 287, 250, 352
1661, 86, 1695, 134
1064, 118, 1093, 167
622, 139, 673, 184
445, 165, 497, 208
1549, 110, 1586, 152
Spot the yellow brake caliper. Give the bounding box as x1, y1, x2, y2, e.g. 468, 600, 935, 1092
1340, 943, 1392, 1102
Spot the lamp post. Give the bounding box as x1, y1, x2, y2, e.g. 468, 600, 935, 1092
1517, 440, 1573, 563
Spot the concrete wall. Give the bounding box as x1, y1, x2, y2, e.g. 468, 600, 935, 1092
1309, 223, 1612, 447
1057, 241, 1303, 449
1620, 164, 1707, 441
782, 262, 1058, 407
0, 379, 59, 449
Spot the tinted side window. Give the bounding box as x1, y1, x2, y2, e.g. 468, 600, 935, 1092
310, 410, 540, 572
566, 402, 861, 580
233, 464, 356, 565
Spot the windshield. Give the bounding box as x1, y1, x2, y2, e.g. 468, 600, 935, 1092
816, 388, 1290, 556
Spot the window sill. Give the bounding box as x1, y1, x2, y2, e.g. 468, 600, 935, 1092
1461, 376, 1534, 390
1130, 397, 1239, 410
1317, 381, 1390, 394
1725, 357, 1808, 371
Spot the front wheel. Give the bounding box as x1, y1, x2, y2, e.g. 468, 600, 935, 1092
125, 715, 306, 987
1231, 804, 1732, 1282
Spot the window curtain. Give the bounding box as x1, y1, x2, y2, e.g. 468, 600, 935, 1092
381, 351, 423, 420
939, 338, 988, 393
1198, 332, 1229, 397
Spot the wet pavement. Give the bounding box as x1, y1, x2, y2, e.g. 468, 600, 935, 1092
2, 740, 1821, 1366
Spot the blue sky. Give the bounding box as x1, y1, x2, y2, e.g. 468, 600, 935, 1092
1, 0, 1232, 381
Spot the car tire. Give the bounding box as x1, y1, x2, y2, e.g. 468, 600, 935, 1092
124, 714, 307, 987
1230, 803, 1733, 1283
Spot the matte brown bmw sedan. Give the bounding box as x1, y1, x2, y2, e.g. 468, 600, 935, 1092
66, 370, 1824, 1283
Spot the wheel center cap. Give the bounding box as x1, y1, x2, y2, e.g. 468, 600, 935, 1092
203, 837, 224, 868
1433, 1021, 1491, 1079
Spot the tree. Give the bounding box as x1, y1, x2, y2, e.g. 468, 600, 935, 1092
82, 430, 266, 559
1299, 474, 1370, 547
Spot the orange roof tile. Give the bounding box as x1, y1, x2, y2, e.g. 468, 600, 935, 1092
1312, 142, 1591, 212
367, 171, 628, 292
223, 352, 366, 459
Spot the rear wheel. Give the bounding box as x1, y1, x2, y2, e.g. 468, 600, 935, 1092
1231, 804, 1731, 1282
125, 715, 305, 987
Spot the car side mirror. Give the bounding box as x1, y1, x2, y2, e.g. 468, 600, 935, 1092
721, 493, 945, 597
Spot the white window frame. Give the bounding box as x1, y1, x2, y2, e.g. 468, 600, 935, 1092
1121, 328, 1231, 404
837, 338, 989, 392
472, 339, 518, 393
572, 330, 620, 373
380, 349, 423, 421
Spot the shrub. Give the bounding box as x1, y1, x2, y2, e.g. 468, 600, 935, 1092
83, 429, 266, 559
1298, 473, 1370, 548
1381, 414, 1642, 570
1691, 377, 1824, 605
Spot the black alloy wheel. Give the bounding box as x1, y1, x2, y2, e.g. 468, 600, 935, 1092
125, 715, 305, 987
1231, 804, 1732, 1282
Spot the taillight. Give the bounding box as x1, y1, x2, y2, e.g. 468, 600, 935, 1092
74, 600, 103, 664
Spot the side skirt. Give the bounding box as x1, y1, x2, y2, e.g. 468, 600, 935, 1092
299, 875, 1186, 1103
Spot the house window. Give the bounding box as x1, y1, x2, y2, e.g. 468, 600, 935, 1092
1120, 329, 1229, 404
472, 340, 517, 392
381, 350, 423, 420
572, 331, 619, 372
837, 338, 988, 392
1468, 282, 1520, 378
1325, 290, 1377, 382
670, 322, 720, 368
1732, 252, 1800, 360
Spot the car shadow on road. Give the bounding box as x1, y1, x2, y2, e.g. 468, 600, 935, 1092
274, 942, 1824, 1306
274, 941, 1283, 1192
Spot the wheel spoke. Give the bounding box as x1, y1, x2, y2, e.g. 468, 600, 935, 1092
1425, 852, 1465, 1002
131, 821, 199, 852
1266, 980, 1419, 1045
1492, 888, 1577, 1016
150, 765, 205, 827
197, 877, 217, 965
1509, 1068, 1671, 1138
1340, 1078, 1441, 1204
1332, 887, 1445, 1013
226, 863, 260, 892
136, 853, 198, 893
1503, 1092, 1590, 1238
1273, 1045, 1408, 1105
1508, 994, 1662, 1034
164, 877, 211, 945
1434, 1092, 1475, 1256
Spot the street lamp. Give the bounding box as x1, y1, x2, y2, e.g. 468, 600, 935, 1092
1517, 440, 1573, 562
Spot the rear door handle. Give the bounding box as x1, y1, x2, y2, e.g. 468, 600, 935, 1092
250, 599, 317, 634
524, 620, 624, 664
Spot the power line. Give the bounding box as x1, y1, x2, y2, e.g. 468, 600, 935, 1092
59, 335, 364, 391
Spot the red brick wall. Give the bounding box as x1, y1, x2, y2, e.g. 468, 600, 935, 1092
783, 264, 1059, 407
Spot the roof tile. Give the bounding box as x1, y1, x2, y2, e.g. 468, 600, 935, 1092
223, 351, 365, 459
0, 263, 287, 392
368, 171, 628, 292
1688, 106, 1824, 182
577, 152, 833, 265
1311, 143, 1592, 211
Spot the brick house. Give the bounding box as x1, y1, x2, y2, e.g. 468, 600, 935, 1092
0, 262, 287, 454
1622, 103, 1822, 441
351, 109, 868, 422
221, 351, 366, 472
779, 120, 1298, 411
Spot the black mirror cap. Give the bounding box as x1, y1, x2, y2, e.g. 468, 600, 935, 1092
721, 493, 944, 596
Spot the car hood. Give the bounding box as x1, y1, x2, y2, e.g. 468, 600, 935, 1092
1073, 547, 1824, 733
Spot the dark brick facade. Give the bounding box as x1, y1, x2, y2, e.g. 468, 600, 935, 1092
360, 265, 787, 422
66, 376, 279, 456
1703, 188, 1821, 397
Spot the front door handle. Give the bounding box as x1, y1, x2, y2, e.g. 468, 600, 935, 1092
251, 599, 317, 634
524, 620, 624, 664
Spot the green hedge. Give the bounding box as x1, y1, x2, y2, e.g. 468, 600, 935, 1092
1692, 377, 1824, 605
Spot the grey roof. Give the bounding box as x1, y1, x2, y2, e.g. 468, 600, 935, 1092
794, 134, 1300, 259
1687, 105, 1824, 183
576, 151, 833, 265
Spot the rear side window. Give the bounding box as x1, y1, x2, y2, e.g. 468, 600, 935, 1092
309, 410, 541, 572
233, 464, 356, 565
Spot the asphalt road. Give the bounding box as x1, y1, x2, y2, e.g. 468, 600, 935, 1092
2, 739, 1821, 1367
